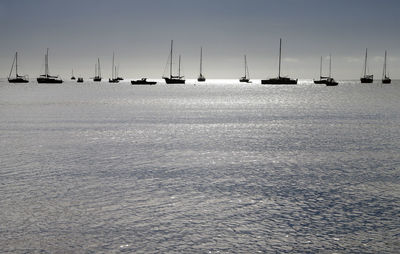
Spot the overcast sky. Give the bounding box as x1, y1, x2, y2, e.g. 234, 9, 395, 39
1, 0, 399, 79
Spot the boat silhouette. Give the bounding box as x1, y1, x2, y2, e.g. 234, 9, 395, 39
93, 58, 102, 82
197, 47, 206, 82
36, 48, 63, 84
163, 40, 185, 84
261, 39, 297, 85
382, 50, 391, 84
360, 48, 373, 83
8, 52, 29, 83
239, 55, 251, 83
131, 78, 157, 85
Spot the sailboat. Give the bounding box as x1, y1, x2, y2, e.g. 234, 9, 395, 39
131, 78, 157, 85
382, 50, 391, 84
77, 77, 84, 83
116, 64, 123, 81
8, 52, 29, 83
71, 69, 76, 80
313, 56, 329, 84
261, 39, 297, 85
163, 40, 185, 84
109, 52, 119, 83
93, 58, 102, 82
37, 48, 63, 84
239, 55, 251, 83
197, 47, 206, 82
360, 48, 373, 83
325, 54, 338, 86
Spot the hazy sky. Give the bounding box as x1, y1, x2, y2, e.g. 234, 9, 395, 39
1, 0, 399, 79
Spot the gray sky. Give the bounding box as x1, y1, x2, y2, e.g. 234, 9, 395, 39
1, 0, 399, 79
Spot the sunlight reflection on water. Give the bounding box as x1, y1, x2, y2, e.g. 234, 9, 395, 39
0, 81, 399, 253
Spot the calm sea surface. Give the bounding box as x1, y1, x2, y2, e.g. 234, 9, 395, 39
1, 80, 399, 253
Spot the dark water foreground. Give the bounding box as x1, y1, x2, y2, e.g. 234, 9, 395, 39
1, 81, 399, 253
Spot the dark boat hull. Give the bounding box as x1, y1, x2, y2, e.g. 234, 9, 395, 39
93, 77, 101, 82
131, 80, 156, 85
8, 78, 29, 83
261, 78, 297, 85
109, 79, 119, 83
239, 78, 250, 83
326, 81, 338, 86
77, 78, 84, 83
37, 77, 63, 84
382, 78, 391, 84
197, 77, 206, 82
360, 77, 373, 83
314, 79, 327, 84
164, 78, 185, 84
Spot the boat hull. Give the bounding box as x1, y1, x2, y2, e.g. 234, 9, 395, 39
77, 78, 84, 83
239, 78, 250, 83
8, 78, 29, 83
326, 81, 338, 86
93, 77, 101, 82
261, 78, 297, 85
360, 78, 373, 83
197, 77, 206, 82
37, 77, 63, 84
131, 80, 156, 85
382, 78, 391, 84
314, 79, 327, 84
109, 79, 119, 83
164, 78, 185, 84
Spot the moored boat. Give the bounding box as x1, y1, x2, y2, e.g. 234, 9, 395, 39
325, 54, 338, 86
71, 69, 76, 80
239, 55, 251, 83
131, 78, 157, 85
197, 47, 206, 82
36, 48, 63, 84
109, 52, 119, 83
93, 58, 102, 82
314, 56, 328, 84
163, 40, 185, 84
360, 48, 373, 83
8, 52, 29, 83
261, 39, 297, 85
382, 50, 391, 84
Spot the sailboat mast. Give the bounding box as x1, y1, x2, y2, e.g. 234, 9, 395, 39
95, 63, 97, 77
244, 55, 247, 78
45, 48, 49, 77
383, 50, 387, 78
178, 55, 181, 77
98, 58, 101, 77
200, 47, 203, 76
329, 54, 332, 78
278, 38, 282, 78
319, 56, 322, 78
170, 40, 173, 78
112, 52, 115, 79
8, 53, 16, 79
364, 48, 368, 76
15, 52, 18, 77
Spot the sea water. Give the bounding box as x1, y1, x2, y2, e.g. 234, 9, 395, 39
0, 80, 399, 253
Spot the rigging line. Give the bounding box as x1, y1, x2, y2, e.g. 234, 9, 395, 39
162, 52, 171, 77
8, 53, 16, 79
